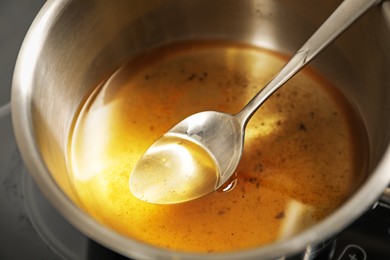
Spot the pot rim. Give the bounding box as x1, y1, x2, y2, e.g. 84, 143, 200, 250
11, 0, 390, 259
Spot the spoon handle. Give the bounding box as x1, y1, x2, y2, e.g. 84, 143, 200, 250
236, 0, 381, 125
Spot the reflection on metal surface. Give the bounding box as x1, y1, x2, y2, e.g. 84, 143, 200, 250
0, 102, 10, 118
380, 187, 390, 206
279, 200, 315, 239
22, 169, 88, 260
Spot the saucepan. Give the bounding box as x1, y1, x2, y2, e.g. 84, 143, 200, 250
11, 0, 390, 259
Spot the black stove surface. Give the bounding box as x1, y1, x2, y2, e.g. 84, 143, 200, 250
1, 1, 390, 260
332, 204, 390, 260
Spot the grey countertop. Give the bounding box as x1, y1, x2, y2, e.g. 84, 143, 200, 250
0, 0, 46, 105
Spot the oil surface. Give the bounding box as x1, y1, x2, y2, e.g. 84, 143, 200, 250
68, 41, 367, 252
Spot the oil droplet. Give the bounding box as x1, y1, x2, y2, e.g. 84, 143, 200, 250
129, 133, 220, 204
218, 177, 238, 193
223, 178, 238, 192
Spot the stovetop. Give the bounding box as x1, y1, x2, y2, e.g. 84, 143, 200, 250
1, 1, 390, 260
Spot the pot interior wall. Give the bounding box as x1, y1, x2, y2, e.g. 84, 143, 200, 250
25, 0, 390, 254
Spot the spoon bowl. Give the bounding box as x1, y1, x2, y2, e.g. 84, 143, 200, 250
169, 112, 244, 186
130, 112, 244, 204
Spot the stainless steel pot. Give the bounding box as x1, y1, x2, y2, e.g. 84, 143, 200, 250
11, 0, 390, 259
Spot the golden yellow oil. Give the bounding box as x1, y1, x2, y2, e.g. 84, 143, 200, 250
130, 133, 219, 204
68, 41, 368, 252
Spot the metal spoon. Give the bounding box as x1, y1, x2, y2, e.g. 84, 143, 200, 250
130, 0, 381, 204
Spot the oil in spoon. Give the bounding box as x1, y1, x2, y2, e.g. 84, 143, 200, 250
130, 133, 220, 204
